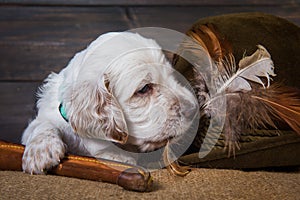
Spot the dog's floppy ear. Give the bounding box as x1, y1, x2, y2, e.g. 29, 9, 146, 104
66, 75, 128, 144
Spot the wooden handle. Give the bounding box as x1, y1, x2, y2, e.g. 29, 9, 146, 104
0, 140, 153, 192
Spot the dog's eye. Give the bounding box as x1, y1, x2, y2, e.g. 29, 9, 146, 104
137, 84, 152, 95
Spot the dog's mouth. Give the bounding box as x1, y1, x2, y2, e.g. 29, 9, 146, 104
141, 136, 175, 152
115, 136, 174, 152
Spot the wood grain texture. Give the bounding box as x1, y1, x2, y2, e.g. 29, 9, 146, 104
0, 82, 39, 143
0, 6, 130, 81
130, 6, 300, 32
0, 0, 297, 6
0, 5, 299, 81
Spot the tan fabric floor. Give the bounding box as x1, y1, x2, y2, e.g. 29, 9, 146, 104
1, 168, 299, 199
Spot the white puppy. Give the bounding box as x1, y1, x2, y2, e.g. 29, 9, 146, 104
22, 32, 198, 174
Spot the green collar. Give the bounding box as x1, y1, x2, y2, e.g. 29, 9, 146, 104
59, 103, 69, 122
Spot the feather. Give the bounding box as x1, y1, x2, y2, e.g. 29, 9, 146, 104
175, 24, 300, 158
204, 84, 300, 157
186, 24, 232, 62
188, 25, 222, 62
218, 45, 276, 93
252, 85, 300, 134
186, 24, 232, 73
183, 24, 234, 95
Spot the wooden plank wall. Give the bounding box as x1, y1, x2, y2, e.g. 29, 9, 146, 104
0, 0, 299, 143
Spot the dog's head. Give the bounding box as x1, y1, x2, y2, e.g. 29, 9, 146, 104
62, 32, 198, 152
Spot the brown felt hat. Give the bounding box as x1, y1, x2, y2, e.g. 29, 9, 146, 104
174, 12, 300, 169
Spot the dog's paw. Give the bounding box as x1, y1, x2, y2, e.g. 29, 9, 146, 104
22, 136, 66, 174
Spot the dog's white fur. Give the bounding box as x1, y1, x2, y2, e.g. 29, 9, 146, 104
22, 32, 198, 174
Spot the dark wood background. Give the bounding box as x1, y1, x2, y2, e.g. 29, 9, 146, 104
1, 0, 299, 143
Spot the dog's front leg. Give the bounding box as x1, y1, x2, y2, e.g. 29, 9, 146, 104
22, 119, 66, 174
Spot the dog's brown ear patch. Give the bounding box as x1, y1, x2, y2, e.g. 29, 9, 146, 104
96, 94, 129, 144
67, 76, 128, 144
100, 76, 129, 144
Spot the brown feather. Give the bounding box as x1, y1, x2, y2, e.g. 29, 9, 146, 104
203, 84, 300, 157
187, 24, 236, 84
187, 24, 232, 61
252, 85, 300, 134
186, 30, 209, 54
191, 25, 222, 62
